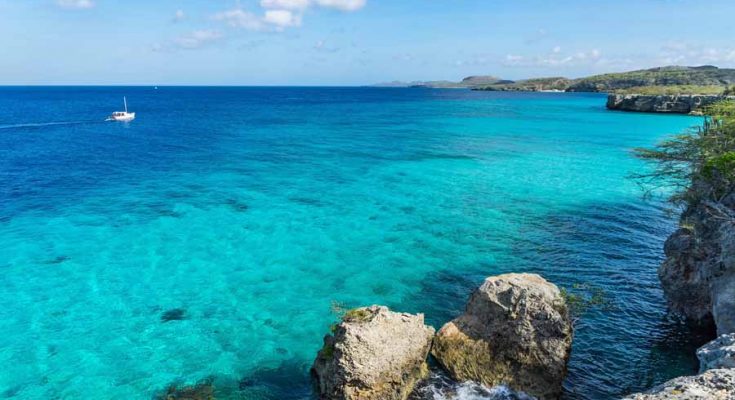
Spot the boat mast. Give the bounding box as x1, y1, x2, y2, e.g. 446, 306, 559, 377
124, 96, 128, 113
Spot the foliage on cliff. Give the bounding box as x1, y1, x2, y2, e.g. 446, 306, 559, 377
569, 66, 735, 93
614, 85, 728, 95
633, 100, 735, 204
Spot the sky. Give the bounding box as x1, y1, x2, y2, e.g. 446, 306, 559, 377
1, 0, 735, 85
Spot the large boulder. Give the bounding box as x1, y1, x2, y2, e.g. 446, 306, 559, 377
431, 273, 573, 400
697, 334, 735, 372
623, 368, 735, 400
311, 305, 434, 400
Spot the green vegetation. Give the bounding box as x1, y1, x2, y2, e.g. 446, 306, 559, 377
634, 100, 735, 204
342, 308, 373, 323
378, 65, 735, 93
476, 77, 571, 92
329, 300, 374, 327
614, 85, 728, 95
569, 66, 735, 92
321, 342, 335, 360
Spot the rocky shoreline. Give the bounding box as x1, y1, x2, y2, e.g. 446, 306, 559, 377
606, 94, 735, 114
621, 179, 735, 399
309, 190, 735, 399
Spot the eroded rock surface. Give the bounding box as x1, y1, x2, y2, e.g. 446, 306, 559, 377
311, 305, 434, 400
658, 199, 735, 331
606, 94, 735, 114
698, 334, 735, 372
431, 273, 573, 400
623, 368, 735, 400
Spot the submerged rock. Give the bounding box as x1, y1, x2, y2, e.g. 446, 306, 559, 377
623, 368, 735, 400
161, 308, 187, 322
159, 381, 215, 400
431, 273, 573, 400
311, 305, 434, 400
697, 334, 735, 372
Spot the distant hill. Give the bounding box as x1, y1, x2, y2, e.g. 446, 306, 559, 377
567, 66, 735, 92
374, 66, 735, 94
477, 77, 572, 92
371, 75, 506, 89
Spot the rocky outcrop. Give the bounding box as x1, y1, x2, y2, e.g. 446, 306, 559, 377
606, 94, 735, 114
311, 306, 434, 400
431, 273, 573, 400
698, 334, 735, 372
658, 199, 735, 332
622, 368, 735, 399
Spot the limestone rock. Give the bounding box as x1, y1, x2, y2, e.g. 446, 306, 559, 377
606, 94, 735, 114
623, 368, 735, 400
311, 305, 434, 400
697, 334, 735, 372
658, 200, 735, 329
431, 273, 573, 400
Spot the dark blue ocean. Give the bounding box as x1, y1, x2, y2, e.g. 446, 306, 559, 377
0, 87, 712, 399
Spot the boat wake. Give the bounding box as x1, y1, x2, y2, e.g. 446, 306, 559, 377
0, 120, 103, 130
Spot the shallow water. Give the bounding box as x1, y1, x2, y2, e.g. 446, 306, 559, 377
0, 87, 710, 399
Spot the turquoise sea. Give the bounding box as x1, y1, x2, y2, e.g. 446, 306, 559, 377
0, 87, 713, 399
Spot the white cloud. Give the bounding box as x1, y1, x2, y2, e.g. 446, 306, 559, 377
260, 0, 366, 11
658, 42, 735, 65
56, 0, 94, 9
213, 7, 303, 31
503, 48, 603, 68
173, 9, 185, 23
174, 30, 223, 49
315, 0, 366, 11
211, 0, 365, 35
263, 9, 302, 29
260, 0, 310, 10
213, 8, 265, 30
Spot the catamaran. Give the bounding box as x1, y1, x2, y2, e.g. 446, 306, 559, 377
107, 97, 135, 122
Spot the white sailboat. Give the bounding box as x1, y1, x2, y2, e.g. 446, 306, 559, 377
107, 97, 136, 122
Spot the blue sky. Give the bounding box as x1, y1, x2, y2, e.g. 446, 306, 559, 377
1, 0, 734, 85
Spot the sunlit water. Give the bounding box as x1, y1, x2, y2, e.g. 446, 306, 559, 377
0, 87, 712, 399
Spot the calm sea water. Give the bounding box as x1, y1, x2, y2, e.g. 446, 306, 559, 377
0, 87, 712, 399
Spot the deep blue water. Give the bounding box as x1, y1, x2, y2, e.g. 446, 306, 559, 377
0, 87, 712, 399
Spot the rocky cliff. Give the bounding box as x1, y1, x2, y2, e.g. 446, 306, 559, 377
606, 94, 735, 114
658, 189, 735, 333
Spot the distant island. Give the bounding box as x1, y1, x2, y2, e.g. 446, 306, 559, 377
373, 65, 735, 94
374, 65, 735, 114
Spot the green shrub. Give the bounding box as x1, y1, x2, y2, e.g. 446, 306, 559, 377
633, 100, 735, 204
615, 85, 726, 95
702, 152, 735, 180
342, 308, 373, 323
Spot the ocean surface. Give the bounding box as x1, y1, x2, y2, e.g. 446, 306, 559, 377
0, 87, 713, 399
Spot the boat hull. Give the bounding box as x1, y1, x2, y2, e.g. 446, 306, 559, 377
107, 112, 135, 122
